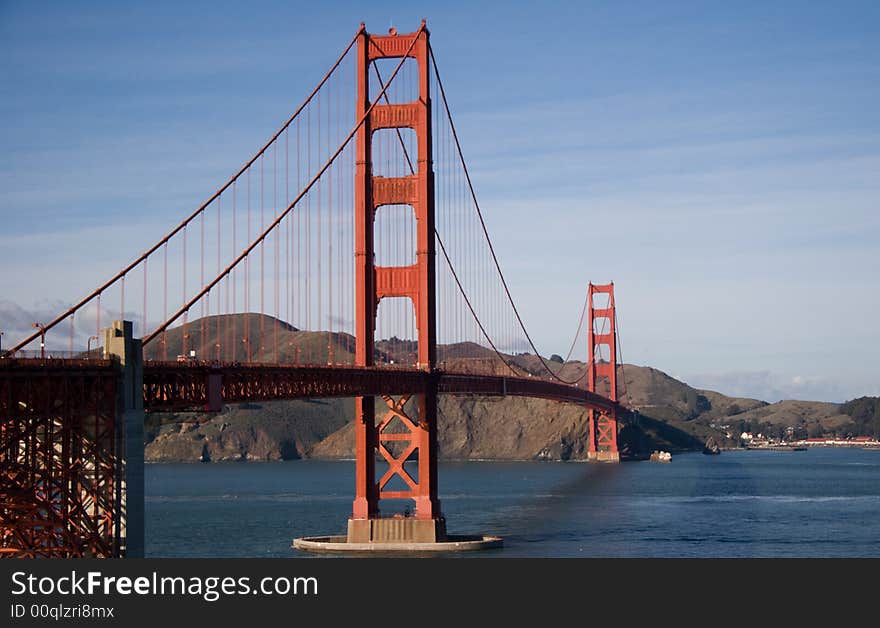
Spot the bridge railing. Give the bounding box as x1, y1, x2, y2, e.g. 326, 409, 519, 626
0, 349, 113, 367
1, 350, 109, 361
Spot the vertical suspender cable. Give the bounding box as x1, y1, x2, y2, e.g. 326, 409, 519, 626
307, 101, 312, 364
328, 75, 334, 366
231, 181, 237, 362
201, 209, 205, 356
274, 140, 279, 363
162, 241, 167, 359
285, 128, 291, 361
182, 225, 188, 357
142, 259, 147, 344
260, 153, 265, 360
317, 87, 323, 364
246, 168, 251, 361
217, 193, 222, 361
296, 119, 301, 364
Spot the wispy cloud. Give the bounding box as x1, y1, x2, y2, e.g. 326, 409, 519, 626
683, 369, 876, 404
0, 298, 145, 353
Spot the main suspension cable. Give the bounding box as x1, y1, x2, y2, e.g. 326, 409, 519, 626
429, 44, 588, 386
144, 24, 425, 345
7, 26, 363, 355
371, 62, 524, 377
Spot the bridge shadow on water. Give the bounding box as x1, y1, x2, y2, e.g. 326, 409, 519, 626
478, 462, 631, 558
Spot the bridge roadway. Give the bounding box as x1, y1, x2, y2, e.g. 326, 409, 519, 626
0, 358, 625, 417
142, 361, 624, 415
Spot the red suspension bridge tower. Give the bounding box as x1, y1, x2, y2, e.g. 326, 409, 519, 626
587, 282, 620, 462
349, 22, 444, 543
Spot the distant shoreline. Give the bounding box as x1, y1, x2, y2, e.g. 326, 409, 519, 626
742, 443, 880, 450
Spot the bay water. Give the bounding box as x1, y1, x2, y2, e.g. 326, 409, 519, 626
145, 447, 880, 557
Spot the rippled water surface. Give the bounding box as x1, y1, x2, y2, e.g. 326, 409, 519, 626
145, 448, 880, 557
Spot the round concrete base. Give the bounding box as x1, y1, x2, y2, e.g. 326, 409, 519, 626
292, 534, 503, 554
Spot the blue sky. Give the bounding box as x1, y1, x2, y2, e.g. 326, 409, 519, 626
1, 1, 878, 402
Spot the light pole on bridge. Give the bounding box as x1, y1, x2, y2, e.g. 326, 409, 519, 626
32, 322, 46, 359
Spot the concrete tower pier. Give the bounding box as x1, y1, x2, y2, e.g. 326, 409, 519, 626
103, 320, 145, 557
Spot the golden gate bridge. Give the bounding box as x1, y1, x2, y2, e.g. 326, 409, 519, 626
0, 21, 629, 557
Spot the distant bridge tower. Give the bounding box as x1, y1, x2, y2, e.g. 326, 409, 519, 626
587, 282, 619, 462
349, 22, 445, 542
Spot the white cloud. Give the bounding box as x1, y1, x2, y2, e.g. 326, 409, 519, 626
0, 298, 145, 354
684, 369, 870, 404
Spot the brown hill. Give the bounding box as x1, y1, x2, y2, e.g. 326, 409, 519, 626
308, 396, 595, 460
146, 398, 351, 462
143, 313, 359, 365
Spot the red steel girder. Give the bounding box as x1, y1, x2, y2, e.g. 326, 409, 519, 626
142, 362, 626, 416
0, 358, 121, 558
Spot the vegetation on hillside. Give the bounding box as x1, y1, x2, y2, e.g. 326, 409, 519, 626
840, 397, 880, 439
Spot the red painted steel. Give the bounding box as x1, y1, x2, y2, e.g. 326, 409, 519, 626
352, 21, 439, 520
1, 24, 637, 557
353, 24, 378, 519
587, 283, 619, 457
0, 359, 121, 557
141, 363, 624, 413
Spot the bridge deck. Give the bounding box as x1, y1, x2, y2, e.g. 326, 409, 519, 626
142, 361, 623, 415
0, 358, 624, 416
